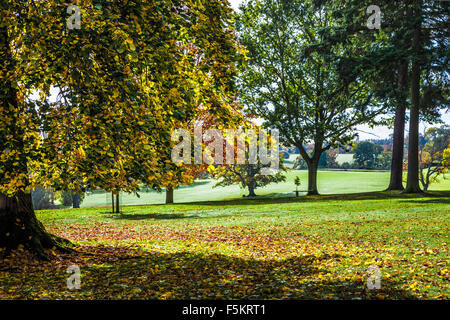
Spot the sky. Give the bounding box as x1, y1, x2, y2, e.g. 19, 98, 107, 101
227, 0, 449, 140
229, 0, 242, 11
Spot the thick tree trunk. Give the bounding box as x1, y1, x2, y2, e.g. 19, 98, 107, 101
387, 63, 408, 191
297, 143, 321, 196
0, 193, 73, 260
247, 182, 257, 197
306, 160, 319, 195
115, 193, 120, 213
0, 27, 72, 260
166, 187, 174, 204
72, 193, 80, 208
404, 13, 422, 194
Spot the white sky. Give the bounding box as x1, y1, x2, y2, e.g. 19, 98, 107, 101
229, 0, 242, 11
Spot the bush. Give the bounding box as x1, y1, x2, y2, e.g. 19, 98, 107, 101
60, 190, 74, 207
341, 162, 351, 170
31, 188, 57, 210
59, 190, 85, 208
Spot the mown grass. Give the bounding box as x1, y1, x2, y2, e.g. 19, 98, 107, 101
1, 190, 449, 300
80, 169, 450, 207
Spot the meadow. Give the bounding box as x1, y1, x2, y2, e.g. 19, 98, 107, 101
0, 173, 448, 299
80, 169, 450, 207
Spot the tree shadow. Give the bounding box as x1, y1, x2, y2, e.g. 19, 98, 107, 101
137, 181, 211, 194
0, 245, 419, 299
168, 190, 450, 208
109, 213, 201, 220
398, 198, 450, 205
75, 248, 419, 299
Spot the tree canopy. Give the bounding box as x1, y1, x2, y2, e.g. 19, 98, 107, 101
236, 0, 385, 194
0, 0, 245, 258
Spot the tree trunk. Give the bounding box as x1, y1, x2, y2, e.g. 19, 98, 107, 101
115, 193, 120, 213
0, 27, 72, 259
306, 159, 319, 195
166, 187, 174, 204
0, 193, 73, 260
247, 182, 257, 197
72, 193, 80, 209
404, 10, 422, 194
297, 143, 321, 196
387, 63, 408, 191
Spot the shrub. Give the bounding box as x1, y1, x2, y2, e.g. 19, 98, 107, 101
341, 162, 351, 170
59, 190, 85, 208
60, 190, 74, 207
31, 188, 57, 210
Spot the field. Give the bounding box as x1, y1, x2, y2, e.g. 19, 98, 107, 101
81, 169, 450, 207
1, 187, 449, 300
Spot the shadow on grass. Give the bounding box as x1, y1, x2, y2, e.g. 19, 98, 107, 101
0, 245, 418, 299
85, 191, 450, 212
75, 248, 419, 299
109, 213, 200, 220
398, 197, 450, 205
160, 190, 450, 208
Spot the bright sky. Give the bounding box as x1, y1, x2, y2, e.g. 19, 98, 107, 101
229, 0, 242, 11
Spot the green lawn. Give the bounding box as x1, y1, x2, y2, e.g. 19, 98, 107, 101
1, 190, 449, 300
81, 170, 450, 207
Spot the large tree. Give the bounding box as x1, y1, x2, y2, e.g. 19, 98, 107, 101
0, 0, 243, 259
316, 0, 448, 192
236, 0, 384, 195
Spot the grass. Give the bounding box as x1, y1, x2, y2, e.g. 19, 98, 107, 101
0, 190, 449, 300
80, 169, 450, 207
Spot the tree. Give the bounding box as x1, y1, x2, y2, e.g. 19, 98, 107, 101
293, 156, 308, 170
402, 0, 448, 193
212, 127, 286, 197
159, 105, 246, 204
316, 0, 448, 192
60, 190, 84, 208
318, 151, 330, 169
376, 152, 392, 170
31, 188, 57, 210
418, 126, 450, 191
443, 147, 450, 168
303, 0, 410, 190
354, 141, 383, 169
213, 160, 286, 197
404, 1, 423, 193
0, 0, 243, 259
236, 0, 384, 195
137, 1, 246, 205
